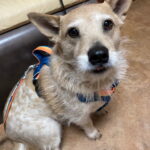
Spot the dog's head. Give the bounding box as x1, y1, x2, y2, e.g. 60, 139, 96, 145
28, 0, 131, 88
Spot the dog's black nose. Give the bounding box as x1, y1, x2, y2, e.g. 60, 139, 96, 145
88, 43, 109, 65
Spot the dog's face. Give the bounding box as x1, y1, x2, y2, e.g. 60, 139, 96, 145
59, 3, 123, 74
28, 0, 131, 83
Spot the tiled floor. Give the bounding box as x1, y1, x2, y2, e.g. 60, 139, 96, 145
0, 0, 150, 149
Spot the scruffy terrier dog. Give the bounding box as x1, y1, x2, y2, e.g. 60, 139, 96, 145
0, 0, 132, 150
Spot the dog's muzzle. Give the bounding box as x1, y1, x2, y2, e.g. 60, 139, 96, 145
88, 43, 109, 73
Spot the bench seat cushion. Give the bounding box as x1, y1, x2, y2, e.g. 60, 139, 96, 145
0, 0, 86, 34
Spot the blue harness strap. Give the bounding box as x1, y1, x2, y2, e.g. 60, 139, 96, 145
32, 46, 53, 81
77, 80, 119, 112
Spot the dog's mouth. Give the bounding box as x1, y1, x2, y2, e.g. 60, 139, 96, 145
91, 65, 108, 74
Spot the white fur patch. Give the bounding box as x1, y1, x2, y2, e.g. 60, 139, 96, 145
86, 129, 101, 139
108, 50, 128, 79
92, 13, 123, 25
77, 55, 93, 71
68, 19, 84, 28
16, 143, 28, 150
77, 50, 127, 80
93, 14, 111, 22
77, 52, 119, 72
107, 51, 118, 67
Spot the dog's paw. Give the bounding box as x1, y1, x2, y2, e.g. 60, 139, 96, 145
86, 129, 102, 140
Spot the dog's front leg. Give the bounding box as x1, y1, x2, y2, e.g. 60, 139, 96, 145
74, 116, 102, 140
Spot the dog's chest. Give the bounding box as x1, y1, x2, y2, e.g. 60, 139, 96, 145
36, 74, 105, 122
5, 80, 104, 127
41, 84, 105, 122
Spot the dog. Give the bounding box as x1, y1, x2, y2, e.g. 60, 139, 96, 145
0, 0, 132, 149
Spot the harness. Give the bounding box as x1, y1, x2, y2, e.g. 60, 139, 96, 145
77, 80, 119, 112
2, 46, 119, 128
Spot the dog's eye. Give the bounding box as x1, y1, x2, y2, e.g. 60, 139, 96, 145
103, 19, 114, 31
68, 27, 79, 38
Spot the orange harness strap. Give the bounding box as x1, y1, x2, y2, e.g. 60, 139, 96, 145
3, 79, 24, 128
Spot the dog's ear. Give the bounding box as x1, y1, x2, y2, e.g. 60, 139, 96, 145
28, 13, 60, 41
106, 0, 132, 20
97, 0, 132, 21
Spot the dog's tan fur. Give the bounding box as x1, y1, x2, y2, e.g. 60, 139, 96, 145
1, 1, 132, 150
